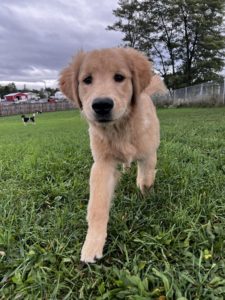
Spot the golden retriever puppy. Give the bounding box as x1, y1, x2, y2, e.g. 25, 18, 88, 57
60, 48, 167, 263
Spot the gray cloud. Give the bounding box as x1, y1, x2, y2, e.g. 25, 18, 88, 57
0, 0, 122, 83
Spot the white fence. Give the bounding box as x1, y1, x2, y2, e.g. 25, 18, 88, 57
153, 80, 225, 107
0, 101, 75, 116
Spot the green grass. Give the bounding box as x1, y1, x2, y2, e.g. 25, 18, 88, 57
0, 108, 225, 299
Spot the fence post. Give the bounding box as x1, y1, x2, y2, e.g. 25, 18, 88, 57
185, 87, 187, 102
173, 89, 176, 105
200, 83, 203, 96
223, 77, 225, 105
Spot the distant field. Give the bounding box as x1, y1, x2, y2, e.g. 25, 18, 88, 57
1, 108, 225, 299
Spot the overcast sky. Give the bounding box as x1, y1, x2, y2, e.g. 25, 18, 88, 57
0, 0, 122, 88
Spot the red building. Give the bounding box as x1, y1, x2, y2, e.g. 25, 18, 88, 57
4, 92, 28, 101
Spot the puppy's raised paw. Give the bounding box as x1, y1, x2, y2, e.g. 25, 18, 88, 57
80, 235, 105, 263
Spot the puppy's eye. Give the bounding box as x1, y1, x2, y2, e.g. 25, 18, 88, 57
114, 74, 125, 82
83, 75, 92, 85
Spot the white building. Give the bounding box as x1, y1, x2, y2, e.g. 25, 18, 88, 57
55, 91, 66, 100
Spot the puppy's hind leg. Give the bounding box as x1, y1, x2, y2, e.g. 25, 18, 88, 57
136, 152, 157, 194
81, 160, 118, 263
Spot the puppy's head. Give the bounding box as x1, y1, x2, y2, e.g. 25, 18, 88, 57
60, 48, 152, 124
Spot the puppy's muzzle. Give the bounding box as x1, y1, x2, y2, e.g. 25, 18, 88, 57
92, 98, 114, 122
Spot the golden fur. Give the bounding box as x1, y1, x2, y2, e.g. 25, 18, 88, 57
60, 48, 167, 263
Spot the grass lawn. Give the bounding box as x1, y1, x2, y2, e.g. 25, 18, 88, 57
0, 108, 225, 299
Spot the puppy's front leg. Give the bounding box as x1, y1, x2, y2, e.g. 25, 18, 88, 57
81, 160, 117, 263
137, 152, 157, 194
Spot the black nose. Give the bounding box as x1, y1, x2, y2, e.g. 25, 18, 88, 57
92, 98, 114, 115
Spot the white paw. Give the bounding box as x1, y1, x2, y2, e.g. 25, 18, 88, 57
80, 234, 106, 263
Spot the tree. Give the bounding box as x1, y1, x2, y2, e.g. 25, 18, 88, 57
0, 82, 17, 98
108, 0, 225, 89
39, 88, 46, 99
45, 87, 59, 96
107, 0, 143, 48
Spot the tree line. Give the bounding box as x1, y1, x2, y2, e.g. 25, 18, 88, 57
108, 0, 225, 89
0, 82, 59, 99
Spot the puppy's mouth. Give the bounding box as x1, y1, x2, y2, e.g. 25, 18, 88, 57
95, 115, 113, 123
98, 119, 112, 123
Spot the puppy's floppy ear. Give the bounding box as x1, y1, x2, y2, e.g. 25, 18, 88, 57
59, 51, 85, 108
121, 48, 153, 102
145, 75, 168, 96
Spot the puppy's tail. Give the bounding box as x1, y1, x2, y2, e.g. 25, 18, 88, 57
145, 75, 168, 96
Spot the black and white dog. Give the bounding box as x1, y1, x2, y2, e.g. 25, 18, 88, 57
21, 113, 36, 125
